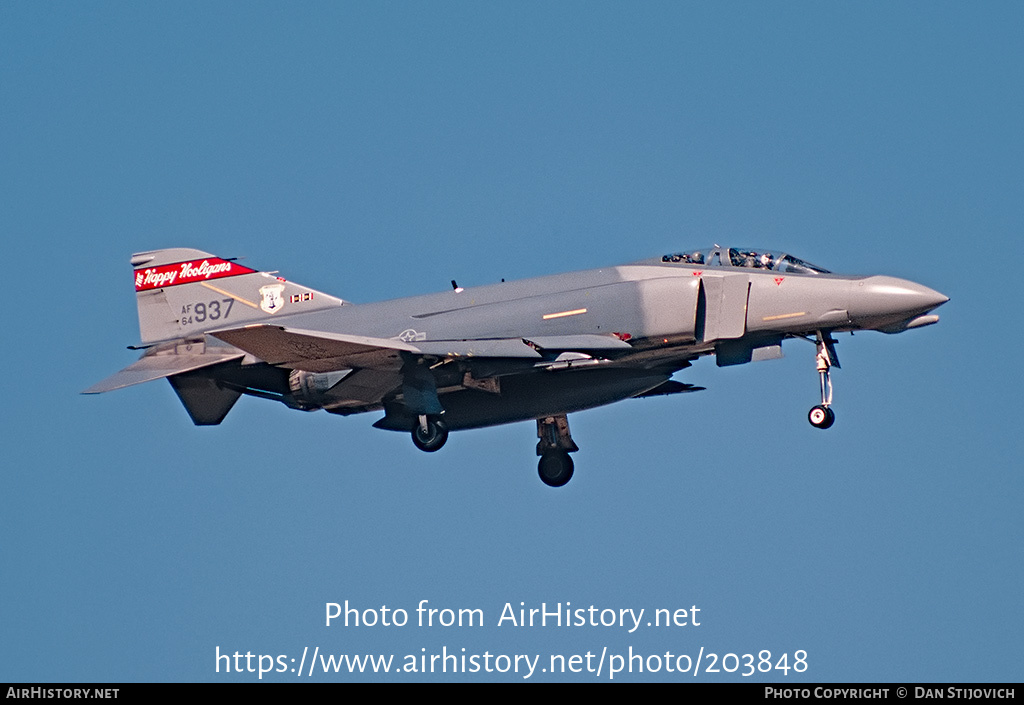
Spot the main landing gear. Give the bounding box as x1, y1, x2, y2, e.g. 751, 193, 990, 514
808, 333, 838, 429
536, 415, 579, 487
412, 415, 448, 452
408, 412, 582, 487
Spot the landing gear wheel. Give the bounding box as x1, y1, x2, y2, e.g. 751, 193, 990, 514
412, 418, 448, 452
538, 452, 574, 487
808, 405, 835, 429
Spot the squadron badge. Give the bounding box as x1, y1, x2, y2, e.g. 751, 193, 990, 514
259, 284, 286, 314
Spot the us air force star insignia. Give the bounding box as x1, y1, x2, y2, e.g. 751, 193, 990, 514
259, 284, 286, 314
396, 329, 426, 342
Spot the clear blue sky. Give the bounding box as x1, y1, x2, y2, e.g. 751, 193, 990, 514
2, 1, 1020, 682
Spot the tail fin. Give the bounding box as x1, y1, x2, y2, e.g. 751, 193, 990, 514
132, 248, 345, 344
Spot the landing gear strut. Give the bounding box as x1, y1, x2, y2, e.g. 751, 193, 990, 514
412, 415, 448, 452
536, 415, 578, 487
808, 333, 838, 429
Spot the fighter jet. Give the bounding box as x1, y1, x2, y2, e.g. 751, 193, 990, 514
84, 246, 947, 486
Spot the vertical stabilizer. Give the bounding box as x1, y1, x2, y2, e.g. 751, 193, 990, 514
131, 248, 345, 344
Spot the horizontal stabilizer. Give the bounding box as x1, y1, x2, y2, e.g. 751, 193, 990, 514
168, 373, 242, 425
83, 349, 244, 393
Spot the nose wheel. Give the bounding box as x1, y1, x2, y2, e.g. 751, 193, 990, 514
808, 333, 839, 430
808, 404, 835, 429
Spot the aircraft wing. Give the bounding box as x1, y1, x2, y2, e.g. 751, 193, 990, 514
521, 335, 632, 353
418, 334, 631, 358
210, 325, 633, 373
209, 326, 422, 373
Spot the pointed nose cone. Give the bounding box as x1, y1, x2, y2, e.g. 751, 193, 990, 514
849, 276, 949, 331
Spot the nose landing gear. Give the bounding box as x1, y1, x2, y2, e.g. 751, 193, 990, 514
809, 332, 839, 430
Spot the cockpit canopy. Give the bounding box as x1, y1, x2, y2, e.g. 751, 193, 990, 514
661, 247, 830, 274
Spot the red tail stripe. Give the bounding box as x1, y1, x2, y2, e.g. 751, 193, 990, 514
134, 258, 257, 291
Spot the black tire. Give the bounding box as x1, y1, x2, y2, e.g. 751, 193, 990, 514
808, 405, 835, 429
538, 452, 575, 487
412, 418, 448, 452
